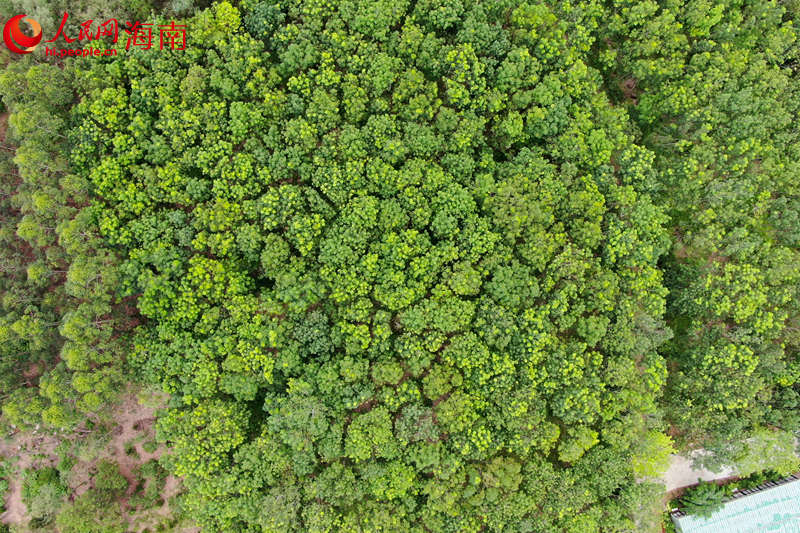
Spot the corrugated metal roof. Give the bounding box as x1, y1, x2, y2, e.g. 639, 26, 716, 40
673, 478, 800, 533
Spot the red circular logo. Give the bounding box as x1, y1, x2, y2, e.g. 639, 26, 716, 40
3, 15, 42, 54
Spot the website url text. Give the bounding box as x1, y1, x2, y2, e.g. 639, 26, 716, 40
45, 46, 117, 58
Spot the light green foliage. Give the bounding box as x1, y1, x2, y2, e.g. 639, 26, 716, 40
0, 54, 128, 430
558, 426, 600, 464
51, 457, 170, 533
92, 460, 128, 502
128, 459, 170, 511
1, 0, 798, 530
597, 0, 800, 451
70, 1, 674, 530
0, 461, 8, 515
632, 431, 675, 479
733, 429, 800, 477
54, 491, 126, 533
694, 428, 800, 478
21, 466, 67, 527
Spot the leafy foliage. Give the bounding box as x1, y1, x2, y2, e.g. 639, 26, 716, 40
678, 480, 726, 518
21, 466, 67, 526
597, 0, 800, 451
69, 1, 676, 530
0, 52, 132, 431
1, 0, 799, 530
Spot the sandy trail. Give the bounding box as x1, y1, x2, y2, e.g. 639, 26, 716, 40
663, 451, 737, 492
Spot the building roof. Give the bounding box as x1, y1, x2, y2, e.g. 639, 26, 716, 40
673, 477, 800, 533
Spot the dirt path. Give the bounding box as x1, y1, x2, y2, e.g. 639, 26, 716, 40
109, 395, 160, 497
663, 451, 737, 492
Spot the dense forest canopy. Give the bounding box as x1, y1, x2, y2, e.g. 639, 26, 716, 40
0, 0, 798, 531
